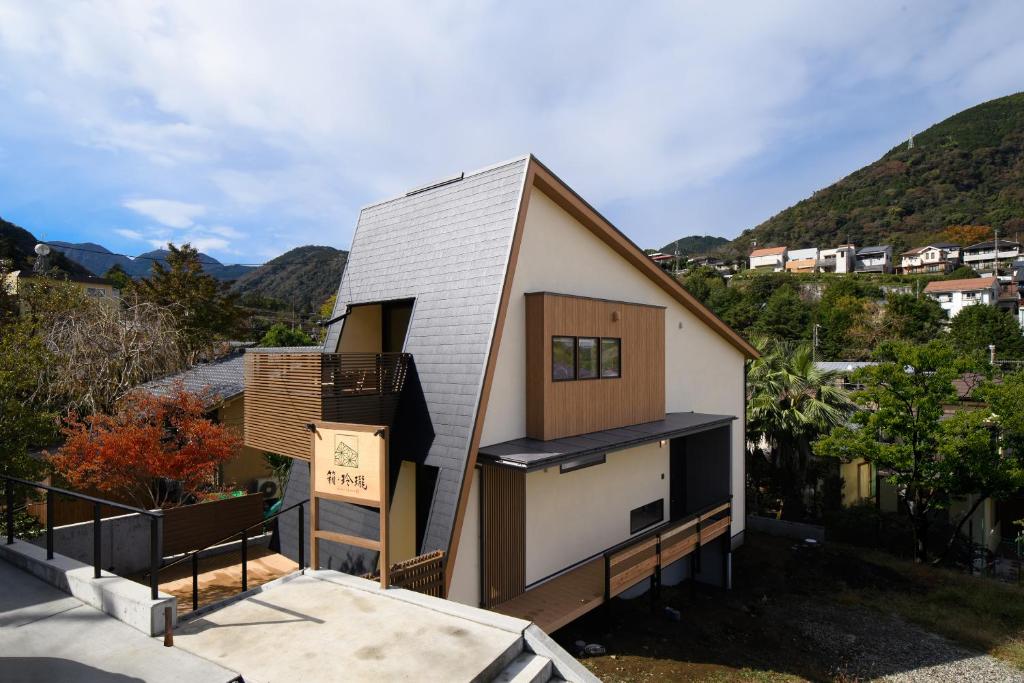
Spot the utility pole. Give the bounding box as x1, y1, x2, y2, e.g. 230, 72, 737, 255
994, 228, 1000, 277
989, 344, 997, 366
813, 323, 821, 363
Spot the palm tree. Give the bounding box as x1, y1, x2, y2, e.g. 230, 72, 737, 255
747, 337, 856, 518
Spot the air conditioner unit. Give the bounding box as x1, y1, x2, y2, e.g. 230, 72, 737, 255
256, 478, 280, 500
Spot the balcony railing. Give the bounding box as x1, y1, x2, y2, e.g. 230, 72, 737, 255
244, 351, 411, 460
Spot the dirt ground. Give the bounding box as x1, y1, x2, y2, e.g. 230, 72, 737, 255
554, 533, 1024, 682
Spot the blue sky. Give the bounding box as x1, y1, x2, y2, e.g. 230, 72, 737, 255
1, 2, 1023, 265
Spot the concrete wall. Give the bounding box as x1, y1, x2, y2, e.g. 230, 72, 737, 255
449, 468, 481, 605
524, 441, 669, 585
481, 189, 748, 535
29, 512, 160, 575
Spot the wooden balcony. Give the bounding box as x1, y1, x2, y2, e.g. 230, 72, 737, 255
492, 500, 731, 633
244, 351, 411, 460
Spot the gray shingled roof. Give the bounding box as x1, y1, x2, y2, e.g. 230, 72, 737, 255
140, 354, 246, 404
279, 157, 529, 571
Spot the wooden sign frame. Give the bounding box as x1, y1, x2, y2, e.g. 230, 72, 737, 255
309, 421, 390, 588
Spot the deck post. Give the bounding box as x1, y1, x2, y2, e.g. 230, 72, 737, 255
722, 534, 731, 590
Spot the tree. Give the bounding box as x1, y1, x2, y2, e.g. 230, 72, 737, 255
50, 385, 240, 508
747, 338, 856, 518
103, 263, 132, 292
813, 341, 1011, 562
138, 244, 243, 361
815, 295, 881, 361
946, 265, 978, 280
941, 225, 992, 246
948, 305, 1024, 360
882, 293, 946, 344
259, 322, 315, 347
751, 286, 810, 341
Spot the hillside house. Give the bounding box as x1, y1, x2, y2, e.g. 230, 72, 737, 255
898, 243, 960, 275
242, 155, 757, 633
817, 245, 857, 273
923, 276, 1000, 318
4, 269, 119, 301
962, 240, 1021, 276
784, 247, 819, 274
749, 246, 787, 271
854, 245, 893, 274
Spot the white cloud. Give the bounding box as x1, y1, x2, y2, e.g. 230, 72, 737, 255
114, 228, 143, 240
122, 199, 206, 228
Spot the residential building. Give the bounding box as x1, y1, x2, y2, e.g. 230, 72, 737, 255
923, 276, 1000, 318
784, 247, 819, 274
817, 245, 857, 274
243, 155, 757, 633
4, 269, 119, 301
854, 245, 893, 274
898, 243, 961, 275
749, 246, 787, 271
962, 240, 1022, 276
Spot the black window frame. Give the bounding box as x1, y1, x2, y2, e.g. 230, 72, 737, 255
551, 335, 577, 382
576, 336, 600, 380
599, 337, 621, 379
629, 499, 664, 534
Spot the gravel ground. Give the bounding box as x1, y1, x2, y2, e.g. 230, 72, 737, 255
790, 600, 1024, 682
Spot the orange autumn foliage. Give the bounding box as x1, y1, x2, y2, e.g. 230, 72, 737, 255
941, 224, 992, 246
50, 384, 239, 508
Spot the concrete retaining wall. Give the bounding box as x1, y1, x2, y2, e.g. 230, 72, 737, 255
29, 512, 160, 575
746, 515, 825, 542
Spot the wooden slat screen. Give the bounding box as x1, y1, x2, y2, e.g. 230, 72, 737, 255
481, 464, 525, 607
162, 493, 265, 556
364, 550, 446, 598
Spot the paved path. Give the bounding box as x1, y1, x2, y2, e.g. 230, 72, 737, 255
0, 561, 237, 683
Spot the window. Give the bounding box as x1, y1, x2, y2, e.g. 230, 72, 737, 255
552, 336, 576, 381
600, 338, 621, 378
577, 337, 599, 379
630, 499, 664, 534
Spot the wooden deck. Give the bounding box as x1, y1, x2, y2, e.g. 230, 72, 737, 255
491, 556, 606, 633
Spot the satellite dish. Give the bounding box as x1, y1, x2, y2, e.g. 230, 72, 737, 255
34, 243, 51, 256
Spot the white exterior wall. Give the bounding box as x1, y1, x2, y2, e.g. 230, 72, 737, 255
480, 189, 747, 546
524, 442, 669, 585
787, 248, 818, 261
448, 468, 480, 605
929, 288, 997, 318
749, 253, 785, 271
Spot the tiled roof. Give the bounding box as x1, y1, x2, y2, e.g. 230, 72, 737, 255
750, 246, 786, 257
857, 245, 891, 255
923, 276, 998, 293
140, 354, 246, 404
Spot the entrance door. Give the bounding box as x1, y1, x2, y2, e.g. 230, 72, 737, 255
669, 437, 687, 521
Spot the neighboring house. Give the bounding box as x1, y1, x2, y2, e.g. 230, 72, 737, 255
923, 276, 1000, 318
784, 247, 819, 274
962, 240, 1022, 276
898, 243, 961, 275
4, 269, 119, 301
243, 155, 758, 633
647, 252, 676, 270
854, 245, 893, 273
141, 351, 275, 494
749, 246, 787, 271
817, 245, 857, 274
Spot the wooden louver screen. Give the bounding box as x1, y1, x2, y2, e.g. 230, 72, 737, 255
480, 464, 525, 607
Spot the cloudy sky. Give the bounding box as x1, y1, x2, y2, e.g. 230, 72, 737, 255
1, 1, 1023, 264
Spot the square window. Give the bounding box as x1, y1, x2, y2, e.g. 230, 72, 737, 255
630, 499, 664, 534
552, 336, 576, 381
577, 337, 599, 379
600, 338, 621, 378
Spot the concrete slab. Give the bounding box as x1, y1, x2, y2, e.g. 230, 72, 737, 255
174, 573, 524, 683
0, 561, 237, 683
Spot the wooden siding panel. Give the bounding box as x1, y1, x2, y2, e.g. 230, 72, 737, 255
244, 353, 323, 460
525, 292, 665, 440
162, 493, 265, 556
481, 464, 525, 607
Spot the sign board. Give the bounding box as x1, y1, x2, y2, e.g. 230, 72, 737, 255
309, 422, 389, 588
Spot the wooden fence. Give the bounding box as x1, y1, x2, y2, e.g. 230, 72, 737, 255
162, 493, 265, 556
364, 550, 446, 598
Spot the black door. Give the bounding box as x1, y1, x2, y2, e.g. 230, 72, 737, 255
669, 437, 687, 521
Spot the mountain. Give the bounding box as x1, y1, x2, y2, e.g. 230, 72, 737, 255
659, 235, 730, 256
733, 92, 1024, 254
0, 218, 93, 276
230, 245, 347, 313
50, 242, 256, 281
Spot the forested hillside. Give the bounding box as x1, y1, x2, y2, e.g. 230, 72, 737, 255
733, 92, 1024, 254
50, 241, 255, 281
0, 218, 92, 276
230, 245, 347, 313
659, 235, 729, 255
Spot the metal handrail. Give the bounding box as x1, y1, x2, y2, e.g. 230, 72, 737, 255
2, 474, 164, 600
160, 498, 308, 612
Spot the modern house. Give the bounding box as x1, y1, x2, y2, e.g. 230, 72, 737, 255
962, 240, 1022, 276
923, 276, 1000, 318
817, 245, 857, 274
898, 243, 961, 275
748, 246, 787, 271
854, 245, 893, 274
784, 247, 819, 274
243, 155, 757, 633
